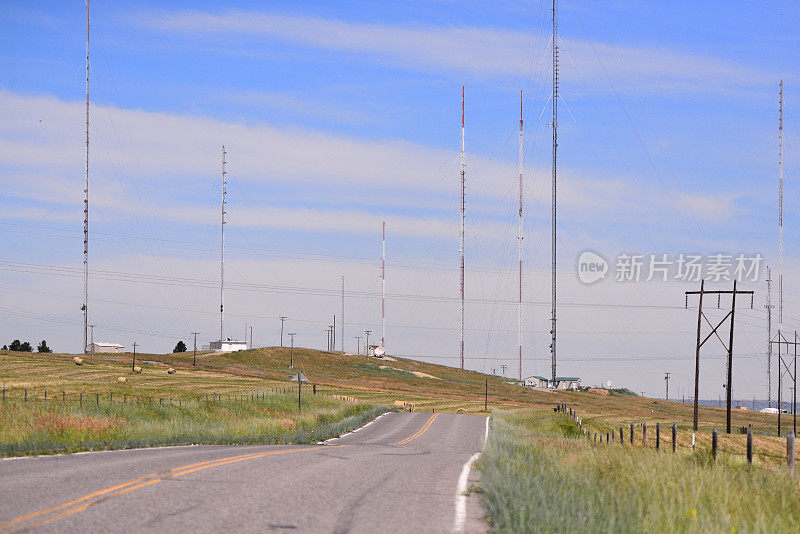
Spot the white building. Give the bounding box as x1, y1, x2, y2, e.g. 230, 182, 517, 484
524, 375, 581, 390
86, 342, 125, 354
209, 338, 248, 352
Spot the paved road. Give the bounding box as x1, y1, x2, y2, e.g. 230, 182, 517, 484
0, 412, 489, 533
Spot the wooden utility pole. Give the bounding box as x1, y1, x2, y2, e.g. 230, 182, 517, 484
664, 372, 670, 401
132, 342, 137, 371
192, 332, 199, 366
685, 279, 754, 433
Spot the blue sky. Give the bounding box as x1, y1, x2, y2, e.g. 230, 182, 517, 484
1, 1, 799, 400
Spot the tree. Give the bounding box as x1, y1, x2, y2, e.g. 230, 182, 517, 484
173, 340, 187, 353
8, 340, 21, 351
1, 345, 6, 350
37, 340, 52, 353
19, 341, 32, 352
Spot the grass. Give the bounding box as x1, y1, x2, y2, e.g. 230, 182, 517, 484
0, 390, 387, 456
480, 409, 800, 533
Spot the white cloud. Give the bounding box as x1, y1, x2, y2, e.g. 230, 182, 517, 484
136, 10, 766, 95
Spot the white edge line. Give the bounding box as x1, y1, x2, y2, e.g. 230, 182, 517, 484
319, 411, 392, 444
453, 451, 482, 533
452, 416, 490, 533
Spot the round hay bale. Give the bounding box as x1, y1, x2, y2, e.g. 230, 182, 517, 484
73, 356, 84, 366
167, 368, 176, 374
117, 376, 127, 383
132, 366, 142, 374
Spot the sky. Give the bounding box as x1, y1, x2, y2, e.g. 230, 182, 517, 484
1, 1, 800, 401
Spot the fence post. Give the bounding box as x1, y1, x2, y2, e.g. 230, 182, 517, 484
712, 428, 717, 460
44, 387, 47, 406
606, 432, 609, 444
611, 429, 615, 442
62, 389, 65, 404
620, 427, 623, 444
109, 391, 113, 404
656, 423, 660, 451
788, 432, 796, 476
672, 423, 677, 452
630, 423, 634, 445
24, 387, 27, 404
80, 390, 83, 407
746, 428, 753, 464
643, 422, 647, 446
2, 383, 4, 402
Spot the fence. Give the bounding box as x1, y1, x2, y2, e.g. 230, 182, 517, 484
554, 403, 796, 476
0, 382, 361, 411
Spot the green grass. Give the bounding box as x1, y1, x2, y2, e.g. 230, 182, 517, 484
480, 409, 800, 533
0, 391, 388, 456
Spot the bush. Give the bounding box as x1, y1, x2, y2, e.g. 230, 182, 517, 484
173, 341, 187, 353
37, 340, 52, 353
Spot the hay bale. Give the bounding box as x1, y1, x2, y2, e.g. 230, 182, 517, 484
167, 368, 176, 374
117, 377, 127, 383
132, 366, 142, 374
456, 408, 467, 414
72, 356, 84, 366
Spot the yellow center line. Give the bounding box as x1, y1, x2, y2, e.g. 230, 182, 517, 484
394, 413, 439, 445
2, 446, 342, 532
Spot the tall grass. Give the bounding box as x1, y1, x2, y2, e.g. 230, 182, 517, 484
0, 392, 388, 456
480, 409, 800, 533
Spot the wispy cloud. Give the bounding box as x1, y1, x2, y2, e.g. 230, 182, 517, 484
135, 9, 766, 95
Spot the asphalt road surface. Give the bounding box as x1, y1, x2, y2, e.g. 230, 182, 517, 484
0, 412, 489, 533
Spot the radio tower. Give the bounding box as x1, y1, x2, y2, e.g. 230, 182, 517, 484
766, 266, 774, 407
518, 91, 524, 381
381, 220, 386, 350
779, 80, 784, 328
82, 0, 90, 354
219, 146, 227, 341
460, 86, 466, 370
550, 0, 559, 384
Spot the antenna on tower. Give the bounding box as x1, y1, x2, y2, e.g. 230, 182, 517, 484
779, 80, 784, 328
381, 220, 386, 351
518, 90, 524, 382
220, 145, 227, 341
550, 0, 559, 385
460, 86, 466, 370
82, 0, 90, 354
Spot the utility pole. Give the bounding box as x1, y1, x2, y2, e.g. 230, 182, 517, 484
355, 336, 361, 355
280, 316, 286, 347
381, 221, 386, 351
332, 315, 336, 354
192, 332, 199, 366
250, 326, 253, 349
459, 85, 466, 371
685, 279, 754, 433
89, 324, 95, 363
779, 81, 784, 328
517, 90, 524, 382
132, 341, 137, 371
500, 364, 508, 377
219, 146, 227, 342
664, 372, 670, 401
365, 330, 372, 357
341, 276, 345, 352
766, 267, 774, 407
550, 0, 559, 385
770, 330, 798, 436
288, 333, 296, 369
82, 0, 90, 356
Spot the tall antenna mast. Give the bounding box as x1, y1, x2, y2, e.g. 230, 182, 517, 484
220, 145, 227, 341
381, 220, 386, 349
82, 0, 90, 354
550, 0, 559, 384
460, 86, 466, 370
766, 266, 773, 407
779, 80, 784, 327
518, 91, 524, 382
